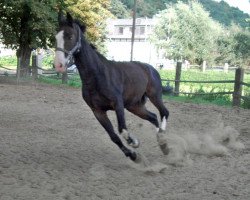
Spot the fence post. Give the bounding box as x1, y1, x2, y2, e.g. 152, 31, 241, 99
16, 57, 21, 84
62, 72, 68, 84
175, 61, 182, 96
233, 68, 244, 107
224, 63, 229, 73
36, 54, 43, 75
202, 60, 206, 72
32, 55, 38, 80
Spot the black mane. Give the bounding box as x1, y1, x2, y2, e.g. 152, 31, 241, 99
89, 43, 108, 61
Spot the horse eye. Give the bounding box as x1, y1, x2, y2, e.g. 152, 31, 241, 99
65, 33, 73, 40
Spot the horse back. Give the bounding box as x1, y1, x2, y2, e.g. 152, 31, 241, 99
111, 61, 162, 106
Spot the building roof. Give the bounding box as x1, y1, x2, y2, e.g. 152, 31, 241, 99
107, 18, 155, 27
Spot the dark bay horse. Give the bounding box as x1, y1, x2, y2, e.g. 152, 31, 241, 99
54, 13, 169, 162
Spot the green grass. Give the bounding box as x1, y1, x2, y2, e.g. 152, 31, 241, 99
38, 76, 63, 85
1, 54, 248, 108
38, 74, 82, 87
0, 56, 17, 69
160, 69, 250, 108
0, 54, 54, 70
160, 69, 250, 93
164, 94, 232, 107
31, 69, 250, 109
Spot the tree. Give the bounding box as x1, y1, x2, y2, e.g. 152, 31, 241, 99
199, 0, 250, 29
66, 0, 113, 53
0, 0, 62, 76
120, 0, 250, 29
216, 25, 250, 68
151, 1, 223, 65
0, 0, 112, 77
110, 0, 130, 19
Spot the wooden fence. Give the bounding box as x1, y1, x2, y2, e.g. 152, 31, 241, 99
1, 58, 249, 107
162, 62, 250, 107
0, 55, 74, 84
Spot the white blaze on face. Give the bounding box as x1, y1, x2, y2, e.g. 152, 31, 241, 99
54, 30, 67, 72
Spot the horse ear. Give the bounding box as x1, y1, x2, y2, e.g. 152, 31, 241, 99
58, 11, 66, 25
66, 12, 74, 26
79, 23, 86, 33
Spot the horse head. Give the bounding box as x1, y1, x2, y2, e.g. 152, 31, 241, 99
54, 12, 86, 72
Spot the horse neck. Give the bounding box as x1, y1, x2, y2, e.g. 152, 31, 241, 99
74, 39, 105, 86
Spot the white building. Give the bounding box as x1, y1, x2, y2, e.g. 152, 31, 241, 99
106, 18, 159, 65
0, 43, 15, 57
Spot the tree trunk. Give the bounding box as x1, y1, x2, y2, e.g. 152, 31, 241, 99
16, 3, 32, 77
16, 46, 32, 77
62, 72, 68, 84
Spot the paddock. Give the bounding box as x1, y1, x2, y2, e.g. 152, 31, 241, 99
0, 81, 249, 200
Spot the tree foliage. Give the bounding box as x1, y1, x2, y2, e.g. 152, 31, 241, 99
110, 0, 130, 19
0, 0, 63, 76
199, 0, 250, 29
151, 1, 223, 64
0, 0, 112, 76
66, 0, 112, 50
119, 0, 250, 29
216, 25, 250, 67
0, 0, 60, 50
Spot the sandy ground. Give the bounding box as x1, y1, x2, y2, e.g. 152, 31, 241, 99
0, 80, 249, 200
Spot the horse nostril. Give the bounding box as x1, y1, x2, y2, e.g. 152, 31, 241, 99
58, 63, 63, 68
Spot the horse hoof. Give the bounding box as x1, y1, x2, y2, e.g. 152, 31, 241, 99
159, 143, 169, 155
128, 137, 140, 148
157, 133, 169, 155
130, 151, 137, 161
132, 152, 142, 163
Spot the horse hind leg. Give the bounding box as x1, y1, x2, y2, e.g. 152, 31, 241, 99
148, 95, 170, 155
127, 104, 160, 129
128, 103, 169, 155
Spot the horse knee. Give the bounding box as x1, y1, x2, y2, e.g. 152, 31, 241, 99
162, 108, 169, 120
149, 112, 159, 127
121, 146, 137, 161
108, 132, 124, 148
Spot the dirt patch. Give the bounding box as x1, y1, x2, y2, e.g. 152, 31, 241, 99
0, 81, 249, 200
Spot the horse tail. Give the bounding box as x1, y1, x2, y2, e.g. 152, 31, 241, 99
144, 64, 169, 130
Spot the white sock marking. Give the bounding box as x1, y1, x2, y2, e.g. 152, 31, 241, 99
161, 116, 167, 131
121, 129, 129, 140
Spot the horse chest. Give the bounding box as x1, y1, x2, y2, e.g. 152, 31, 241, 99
82, 89, 115, 111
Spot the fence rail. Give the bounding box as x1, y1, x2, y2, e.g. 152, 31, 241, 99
162, 62, 249, 107
162, 79, 235, 84
173, 91, 233, 95
1, 58, 249, 107
241, 82, 250, 87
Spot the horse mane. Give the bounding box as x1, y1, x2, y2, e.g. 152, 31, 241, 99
71, 20, 108, 61
74, 20, 86, 33
89, 44, 108, 61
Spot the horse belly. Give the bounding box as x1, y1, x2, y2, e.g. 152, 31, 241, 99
82, 90, 114, 111
123, 82, 147, 107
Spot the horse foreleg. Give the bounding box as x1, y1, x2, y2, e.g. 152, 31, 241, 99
93, 110, 138, 161
128, 104, 169, 155
115, 100, 140, 148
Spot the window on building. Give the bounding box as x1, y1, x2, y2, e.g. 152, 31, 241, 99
118, 27, 124, 35
140, 26, 145, 35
